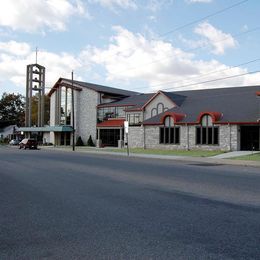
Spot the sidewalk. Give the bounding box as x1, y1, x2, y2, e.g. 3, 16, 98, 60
40, 146, 260, 168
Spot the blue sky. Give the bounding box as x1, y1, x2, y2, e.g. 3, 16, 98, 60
0, 0, 259, 96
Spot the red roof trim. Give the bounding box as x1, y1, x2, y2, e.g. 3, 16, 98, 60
97, 119, 125, 128
197, 112, 222, 123
160, 112, 186, 124
144, 121, 260, 126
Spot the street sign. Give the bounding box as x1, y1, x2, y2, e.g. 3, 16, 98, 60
124, 121, 129, 134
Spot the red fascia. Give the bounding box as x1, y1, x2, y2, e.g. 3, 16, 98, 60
160, 112, 186, 124
197, 111, 222, 123
97, 119, 125, 127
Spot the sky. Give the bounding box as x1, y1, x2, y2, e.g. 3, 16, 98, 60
0, 0, 259, 96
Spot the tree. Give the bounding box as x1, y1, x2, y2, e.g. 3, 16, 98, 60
0, 92, 25, 127
31, 94, 50, 126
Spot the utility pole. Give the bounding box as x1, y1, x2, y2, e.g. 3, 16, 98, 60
72, 71, 75, 151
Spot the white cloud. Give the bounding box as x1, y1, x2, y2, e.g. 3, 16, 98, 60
0, 41, 31, 56
0, 41, 83, 94
90, 0, 137, 10
146, 0, 174, 12
194, 22, 237, 55
0, 0, 89, 32
80, 26, 260, 91
1, 29, 259, 96
186, 0, 213, 3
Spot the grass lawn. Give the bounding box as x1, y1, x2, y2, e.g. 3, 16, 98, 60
232, 152, 260, 161
104, 148, 224, 157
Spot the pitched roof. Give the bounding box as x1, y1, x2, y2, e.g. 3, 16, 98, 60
48, 78, 138, 97
143, 85, 260, 125
98, 93, 154, 108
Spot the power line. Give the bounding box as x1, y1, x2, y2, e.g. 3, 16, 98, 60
161, 70, 260, 91
157, 0, 249, 38
94, 0, 250, 62
112, 26, 260, 76
130, 58, 260, 91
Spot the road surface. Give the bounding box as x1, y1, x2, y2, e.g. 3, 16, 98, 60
0, 147, 259, 259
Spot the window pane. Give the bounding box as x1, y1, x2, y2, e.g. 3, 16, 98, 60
170, 128, 174, 144
165, 116, 170, 127
214, 127, 219, 145
202, 127, 207, 144
208, 127, 213, 144
165, 128, 169, 143
207, 116, 213, 126
157, 103, 164, 114
175, 127, 180, 144
160, 128, 164, 143
196, 128, 201, 144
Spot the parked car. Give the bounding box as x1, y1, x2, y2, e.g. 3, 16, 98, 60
19, 139, 38, 149
9, 139, 20, 145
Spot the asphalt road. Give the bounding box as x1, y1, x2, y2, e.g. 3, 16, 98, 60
0, 146, 260, 259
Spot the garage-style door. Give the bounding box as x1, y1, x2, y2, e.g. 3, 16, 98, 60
240, 126, 260, 151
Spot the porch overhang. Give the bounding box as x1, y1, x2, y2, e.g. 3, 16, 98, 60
18, 126, 73, 133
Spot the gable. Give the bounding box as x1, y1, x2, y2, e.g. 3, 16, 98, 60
144, 92, 177, 120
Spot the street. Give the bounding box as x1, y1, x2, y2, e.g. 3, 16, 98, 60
0, 146, 260, 259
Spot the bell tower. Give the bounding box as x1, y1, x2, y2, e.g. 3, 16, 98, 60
25, 50, 45, 127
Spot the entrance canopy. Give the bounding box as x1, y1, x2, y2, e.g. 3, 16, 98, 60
18, 126, 73, 133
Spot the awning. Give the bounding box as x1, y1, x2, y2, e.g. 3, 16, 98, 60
18, 125, 73, 132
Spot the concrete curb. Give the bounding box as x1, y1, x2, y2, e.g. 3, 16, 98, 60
39, 146, 260, 168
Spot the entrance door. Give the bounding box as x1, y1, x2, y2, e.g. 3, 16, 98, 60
240, 126, 260, 151
100, 129, 120, 147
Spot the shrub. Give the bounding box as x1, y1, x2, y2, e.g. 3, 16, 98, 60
76, 136, 84, 146
87, 135, 95, 147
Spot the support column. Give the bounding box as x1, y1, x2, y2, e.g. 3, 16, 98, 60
118, 128, 124, 148
96, 128, 102, 147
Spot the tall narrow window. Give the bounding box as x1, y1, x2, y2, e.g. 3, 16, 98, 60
157, 103, 164, 114
196, 115, 219, 145
159, 116, 180, 144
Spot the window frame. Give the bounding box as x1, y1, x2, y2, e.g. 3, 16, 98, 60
196, 115, 219, 145
159, 116, 180, 145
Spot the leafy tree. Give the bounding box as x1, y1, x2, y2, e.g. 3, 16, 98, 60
0, 92, 25, 127
31, 94, 50, 126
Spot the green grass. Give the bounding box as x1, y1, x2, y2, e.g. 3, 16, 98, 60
232, 152, 260, 161
103, 148, 224, 157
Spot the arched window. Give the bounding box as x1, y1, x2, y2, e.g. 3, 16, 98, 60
151, 108, 157, 117
157, 103, 164, 114
159, 116, 180, 144
196, 115, 218, 145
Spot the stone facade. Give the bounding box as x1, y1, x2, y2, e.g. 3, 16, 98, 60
76, 88, 98, 145
128, 126, 144, 148
144, 93, 175, 120
127, 124, 240, 151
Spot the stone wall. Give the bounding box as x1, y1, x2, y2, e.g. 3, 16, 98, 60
77, 88, 98, 145
128, 126, 144, 148
128, 125, 239, 151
